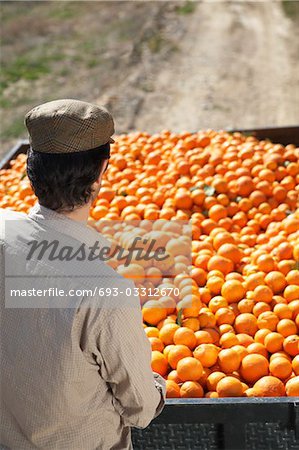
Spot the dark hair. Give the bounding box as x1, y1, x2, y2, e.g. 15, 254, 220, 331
26, 143, 110, 212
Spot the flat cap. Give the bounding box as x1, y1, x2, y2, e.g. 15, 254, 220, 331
24, 99, 115, 154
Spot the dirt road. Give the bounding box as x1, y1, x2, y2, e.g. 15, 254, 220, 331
1, 1, 298, 159
116, 1, 299, 133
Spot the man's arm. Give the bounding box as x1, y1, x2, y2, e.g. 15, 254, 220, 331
93, 284, 166, 429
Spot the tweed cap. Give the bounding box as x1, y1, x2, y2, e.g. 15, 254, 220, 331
24, 99, 115, 154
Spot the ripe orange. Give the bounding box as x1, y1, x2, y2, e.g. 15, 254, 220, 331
215, 307, 235, 326
234, 313, 258, 336
221, 280, 245, 303
247, 343, 268, 359
149, 337, 164, 352
207, 256, 234, 276
159, 323, 180, 345
284, 285, 299, 302
256, 254, 276, 273
218, 244, 243, 264
144, 327, 160, 338
216, 376, 243, 397
292, 354, 299, 375
168, 345, 192, 369
269, 357, 292, 380
206, 371, 226, 391
283, 335, 299, 356
264, 271, 287, 293
254, 329, 272, 344
142, 301, 168, 325
218, 348, 241, 373
240, 354, 269, 384
219, 332, 239, 348
167, 369, 181, 384
166, 380, 181, 398
195, 330, 214, 345
264, 332, 284, 353
257, 312, 279, 331
253, 286, 273, 304
286, 270, 299, 286
253, 376, 285, 397
236, 333, 254, 347
180, 381, 204, 398
151, 351, 168, 376
173, 327, 197, 350
276, 319, 297, 337
176, 357, 203, 381
193, 344, 219, 367
285, 376, 299, 396
273, 304, 292, 320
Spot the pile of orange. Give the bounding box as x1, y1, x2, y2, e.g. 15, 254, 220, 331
1, 130, 298, 398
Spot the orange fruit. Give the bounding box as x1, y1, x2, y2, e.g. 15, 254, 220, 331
285, 376, 299, 396
216, 376, 243, 397
269, 357, 292, 380
207, 256, 234, 276
256, 254, 276, 273
273, 304, 292, 320
240, 354, 269, 384
168, 345, 192, 369
144, 327, 159, 338
149, 337, 164, 352
205, 391, 219, 398
166, 380, 181, 398
253, 302, 271, 317
221, 280, 245, 303
264, 332, 284, 353
177, 357, 203, 381
218, 244, 243, 264
206, 371, 226, 391
284, 285, 299, 302
254, 329, 271, 344
173, 327, 197, 350
247, 343, 268, 359
286, 270, 299, 286
253, 285, 273, 304
257, 312, 279, 331
218, 348, 241, 373
231, 345, 248, 361
236, 333, 254, 347
234, 313, 258, 336
180, 381, 204, 398
159, 323, 180, 345
253, 376, 285, 397
195, 330, 214, 345
283, 335, 299, 356
193, 344, 219, 367
292, 354, 299, 375
142, 301, 168, 325
215, 307, 235, 326
167, 369, 181, 384
151, 351, 168, 376
264, 271, 287, 293
276, 319, 297, 337
219, 332, 239, 348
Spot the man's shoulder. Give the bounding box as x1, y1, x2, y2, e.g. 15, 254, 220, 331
0, 208, 27, 242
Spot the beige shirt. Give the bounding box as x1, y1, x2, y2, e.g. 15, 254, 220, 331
0, 204, 166, 450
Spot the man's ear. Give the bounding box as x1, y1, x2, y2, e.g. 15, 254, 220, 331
96, 159, 109, 184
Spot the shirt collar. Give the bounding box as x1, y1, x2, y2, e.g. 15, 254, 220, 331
28, 203, 111, 251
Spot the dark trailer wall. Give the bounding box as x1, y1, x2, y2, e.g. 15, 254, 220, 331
132, 398, 299, 450
1, 127, 299, 450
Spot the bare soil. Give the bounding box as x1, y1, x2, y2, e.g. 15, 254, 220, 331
1, 1, 299, 160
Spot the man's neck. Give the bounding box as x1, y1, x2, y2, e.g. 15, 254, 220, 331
62, 203, 91, 224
